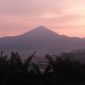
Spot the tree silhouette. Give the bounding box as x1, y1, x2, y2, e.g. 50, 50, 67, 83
0, 51, 84, 85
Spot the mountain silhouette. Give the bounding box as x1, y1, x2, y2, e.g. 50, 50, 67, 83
0, 26, 85, 54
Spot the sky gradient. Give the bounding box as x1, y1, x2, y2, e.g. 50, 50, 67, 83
0, 0, 85, 37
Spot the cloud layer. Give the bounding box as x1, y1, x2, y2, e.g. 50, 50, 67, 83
0, 0, 85, 37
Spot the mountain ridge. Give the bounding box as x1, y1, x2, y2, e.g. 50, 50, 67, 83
0, 26, 84, 40
0, 26, 85, 55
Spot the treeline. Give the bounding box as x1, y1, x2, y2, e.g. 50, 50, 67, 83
0, 51, 85, 85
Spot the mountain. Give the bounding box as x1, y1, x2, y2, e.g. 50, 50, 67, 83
0, 26, 85, 55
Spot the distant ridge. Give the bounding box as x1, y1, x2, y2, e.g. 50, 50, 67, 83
0, 26, 85, 55
21, 26, 59, 37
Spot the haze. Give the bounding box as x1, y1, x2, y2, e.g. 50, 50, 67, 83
0, 0, 85, 37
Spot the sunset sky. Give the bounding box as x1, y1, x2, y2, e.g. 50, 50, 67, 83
0, 0, 85, 37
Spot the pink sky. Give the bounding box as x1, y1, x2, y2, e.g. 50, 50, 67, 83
0, 0, 85, 37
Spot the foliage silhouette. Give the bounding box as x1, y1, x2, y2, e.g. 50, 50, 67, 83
0, 51, 85, 85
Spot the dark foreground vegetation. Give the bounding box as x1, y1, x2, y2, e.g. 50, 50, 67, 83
0, 51, 85, 85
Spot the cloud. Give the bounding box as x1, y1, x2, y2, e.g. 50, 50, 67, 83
0, 0, 85, 37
